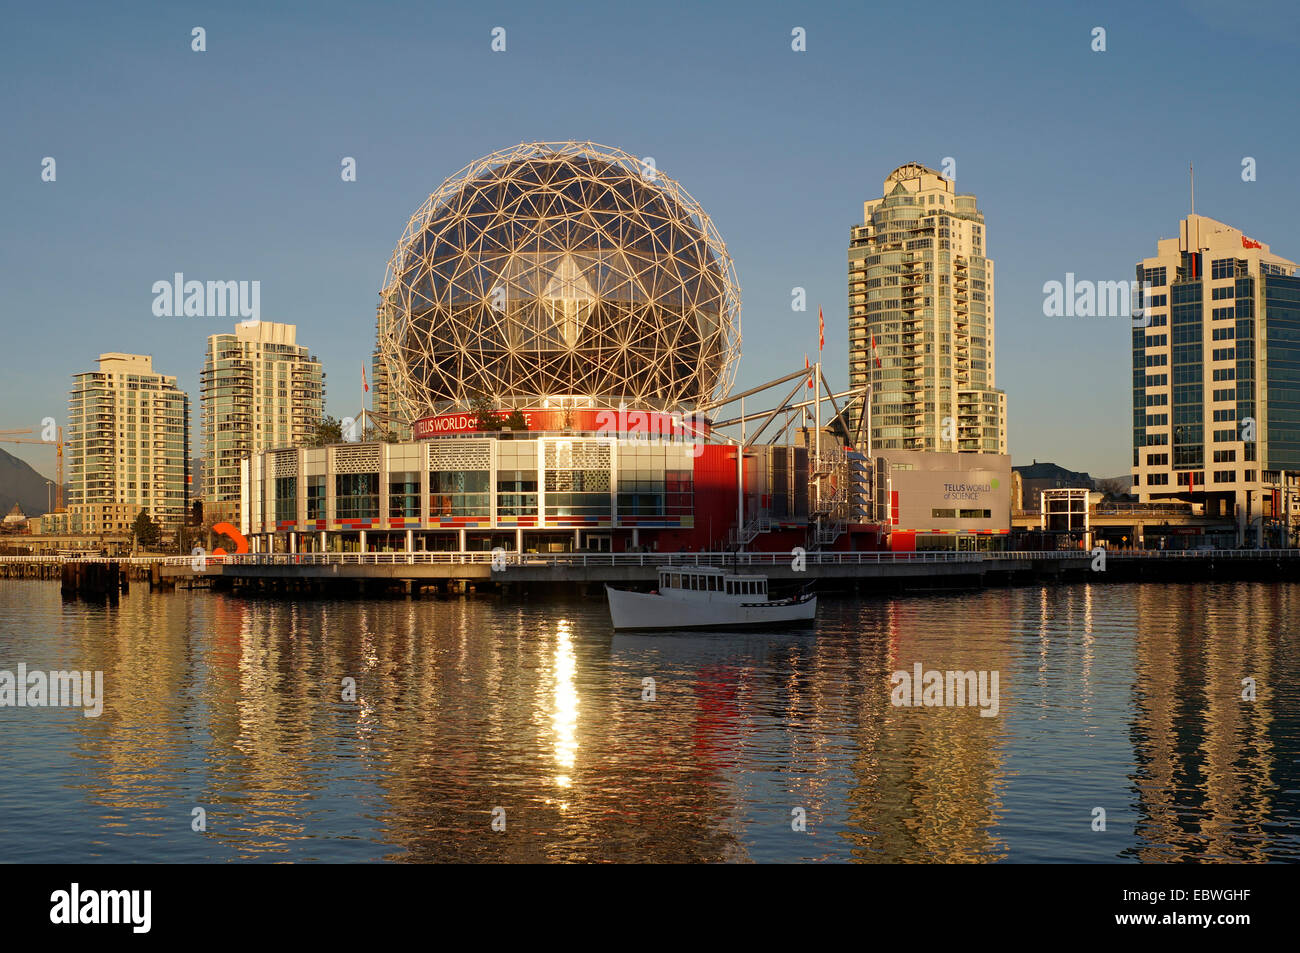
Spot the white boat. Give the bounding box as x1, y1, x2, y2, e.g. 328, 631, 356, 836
606, 566, 816, 631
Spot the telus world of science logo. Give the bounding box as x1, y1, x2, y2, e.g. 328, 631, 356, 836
50, 884, 151, 934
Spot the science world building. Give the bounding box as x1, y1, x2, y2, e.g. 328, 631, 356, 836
242, 142, 813, 555
375, 141, 741, 417
240, 142, 1007, 554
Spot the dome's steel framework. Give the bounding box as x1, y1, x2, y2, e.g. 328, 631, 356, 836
377, 141, 741, 420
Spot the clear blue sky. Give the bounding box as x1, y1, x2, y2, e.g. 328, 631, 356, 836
4, 0, 1299, 481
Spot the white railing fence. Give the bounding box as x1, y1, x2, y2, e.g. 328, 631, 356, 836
3, 549, 1299, 570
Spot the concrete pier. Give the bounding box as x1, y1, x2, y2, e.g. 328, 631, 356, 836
171, 549, 1300, 597
4, 550, 1299, 599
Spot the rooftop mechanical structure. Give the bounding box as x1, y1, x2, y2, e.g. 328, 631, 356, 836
377, 141, 740, 420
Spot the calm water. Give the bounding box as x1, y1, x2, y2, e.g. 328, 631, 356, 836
0, 579, 1297, 863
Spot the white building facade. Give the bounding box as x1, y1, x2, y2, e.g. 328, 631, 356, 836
67, 353, 189, 532
848, 163, 1007, 455
201, 320, 325, 512
1132, 215, 1300, 544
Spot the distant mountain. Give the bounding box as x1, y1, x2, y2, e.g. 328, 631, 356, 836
0, 447, 56, 517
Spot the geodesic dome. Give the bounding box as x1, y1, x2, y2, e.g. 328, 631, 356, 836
377, 141, 740, 417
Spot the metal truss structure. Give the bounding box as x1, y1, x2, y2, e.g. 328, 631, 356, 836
377, 141, 741, 419
705, 364, 874, 545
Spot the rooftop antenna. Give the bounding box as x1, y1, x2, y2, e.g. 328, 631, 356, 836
1189, 161, 1195, 215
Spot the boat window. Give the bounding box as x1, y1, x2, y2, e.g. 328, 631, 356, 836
689, 575, 697, 590
708, 576, 717, 591
758, 582, 766, 595
725, 580, 734, 594
671, 573, 681, 588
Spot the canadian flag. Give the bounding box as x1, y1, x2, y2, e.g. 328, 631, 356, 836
362, 363, 369, 392
871, 334, 881, 368
805, 354, 813, 388
818, 306, 824, 352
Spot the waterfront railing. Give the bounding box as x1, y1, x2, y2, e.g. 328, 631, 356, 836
4, 549, 1299, 569
159, 549, 1300, 568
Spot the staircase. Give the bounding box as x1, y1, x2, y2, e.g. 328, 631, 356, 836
729, 515, 774, 546
814, 518, 846, 547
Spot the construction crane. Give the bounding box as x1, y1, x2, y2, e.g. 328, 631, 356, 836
0, 427, 64, 511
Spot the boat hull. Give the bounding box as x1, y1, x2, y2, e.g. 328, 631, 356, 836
605, 585, 816, 631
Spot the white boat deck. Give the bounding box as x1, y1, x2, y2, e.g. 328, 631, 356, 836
606, 565, 815, 631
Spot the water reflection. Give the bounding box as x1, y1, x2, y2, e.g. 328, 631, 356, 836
1124, 584, 1292, 863
551, 619, 578, 787
0, 580, 1296, 862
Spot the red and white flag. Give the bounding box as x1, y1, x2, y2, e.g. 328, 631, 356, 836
362, 363, 369, 393
805, 354, 813, 388
871, 334, 881, 368
818, 306, 824, 352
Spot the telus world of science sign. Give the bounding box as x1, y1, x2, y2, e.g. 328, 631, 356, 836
882, 451, 1013, 545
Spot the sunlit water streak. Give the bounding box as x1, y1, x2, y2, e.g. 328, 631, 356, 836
0, 580, 1296, 863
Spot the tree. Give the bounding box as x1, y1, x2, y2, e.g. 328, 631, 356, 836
469, 391, 504, 431
306, 415, 345, 447
361, 421, 397, 442
132, 511, 161, 549
1094, 475, 1136, 501
467, 390, 528, 433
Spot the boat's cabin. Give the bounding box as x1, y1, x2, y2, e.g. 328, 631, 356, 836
658, 567, 767, 598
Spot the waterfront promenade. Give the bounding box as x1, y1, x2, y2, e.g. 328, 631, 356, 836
5, 549, 1299, 594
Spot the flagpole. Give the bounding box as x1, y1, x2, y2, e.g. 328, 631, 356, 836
361, 362, 369, 440
803, 355, 811, 450
737, 396, 745, 548
866, 381, 872, 460
811, 306, 821, 517
817, 307, 826, 514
